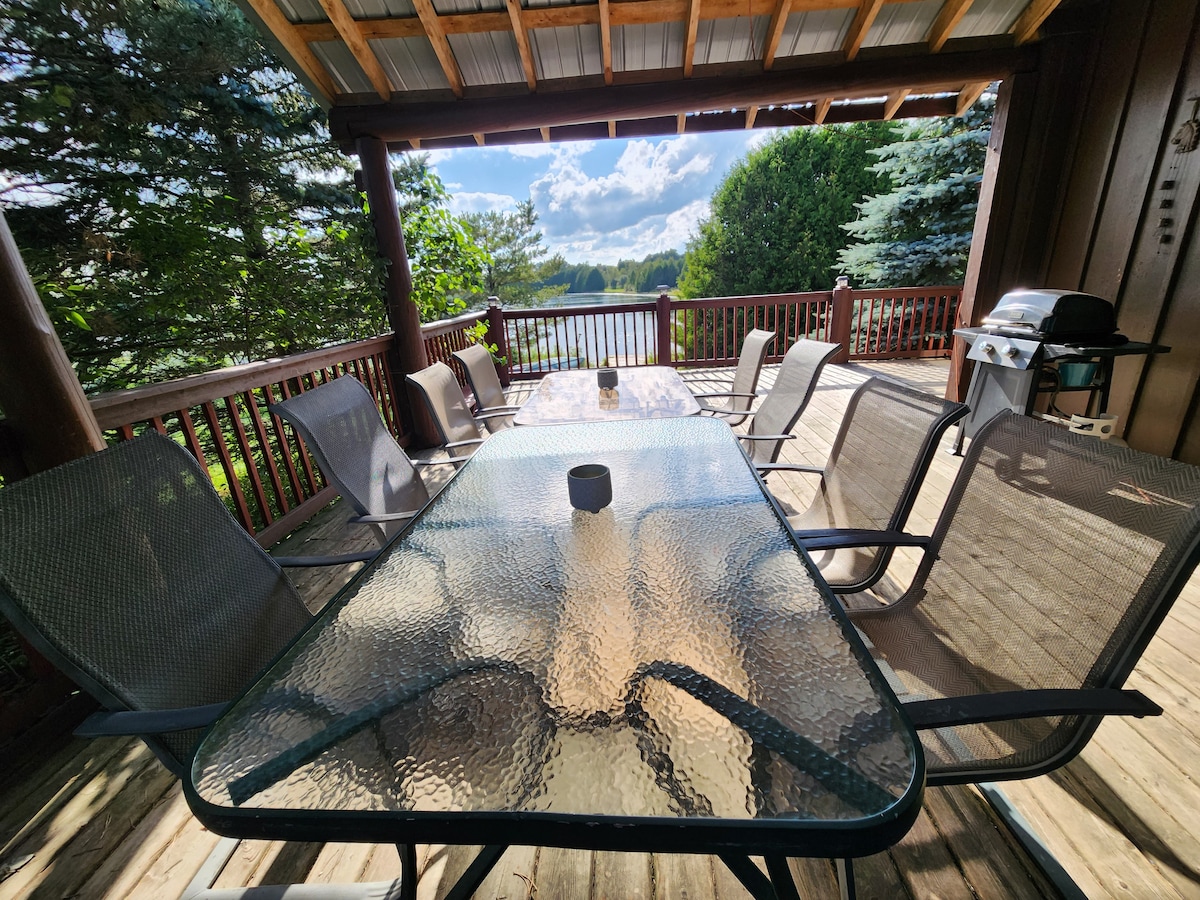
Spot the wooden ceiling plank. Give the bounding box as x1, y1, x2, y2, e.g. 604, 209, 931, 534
746, 104, 759, 127
1010, 0, 1062, 44
883, 88, 909, 119
243, 0, 339, 101
506, 0, 539, 90
813, 97, 832, 123
843, 0, 885, 61
927, 0, 974, 53
599, 0, 614, 85
683, 0, 703, 77
411, 0, 467, 97
763, 0, 794, 71
318, 0, 392, 100
955, 80, 988, 115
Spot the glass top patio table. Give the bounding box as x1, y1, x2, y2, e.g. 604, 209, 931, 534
186, 418, 923, 893
512, 365, 701, 425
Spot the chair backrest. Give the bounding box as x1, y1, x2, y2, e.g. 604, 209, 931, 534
855, 412, 1200, 784
452, 343, 512, 431
792, 377, 967, 591
746, 339, 840, 464
720, 329, 776, 425
0, 434, 312, 775
270, 376, 430, 543
406, 362, 484, 457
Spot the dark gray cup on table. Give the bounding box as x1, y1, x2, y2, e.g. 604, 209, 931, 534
568, 464, 612, 513
597, 368, 618, 389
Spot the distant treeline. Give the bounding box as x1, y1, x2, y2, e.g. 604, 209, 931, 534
540, 250, 683, 294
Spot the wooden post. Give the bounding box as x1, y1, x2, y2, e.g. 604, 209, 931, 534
656, 292, 672, 366
829, 276, 854, 364
0, 211, 106, 476
355, 135, 437, 444
485, 298, 511, 386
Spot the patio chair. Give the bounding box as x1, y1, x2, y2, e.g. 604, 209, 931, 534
691, 328, 775, 426
801, 411, 1200, 893
406, 361, 513, 461
270, 376, 450, 545
772, 377, 968, 592
451, 343, 523, 431
735, 338, 840, 466
0, 433, 413, 899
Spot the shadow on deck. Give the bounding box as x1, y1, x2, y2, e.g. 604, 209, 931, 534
1, 358, 1197, 899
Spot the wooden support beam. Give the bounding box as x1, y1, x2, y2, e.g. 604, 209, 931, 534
540, 126, 551, 141
677, 112, 687, 132
813, 97, 832, 123
506, 0, 538, 90
599, 0, 614, 84
609, 119, 618, 137
843, 0, 884, 61
683, 0, 703, 77
332, 45, 1035, 144
745, 104, 759, 127
883, 89, 910, 120
762, 0, 793, 71
1011, 0, 1062, 44
0, 211, 106, 475
474, 132, 486, 145
410, 137, 421, 148
956, 80, 988, 115
411, 0, 466, 97
927, 0, 974, 53
318, 0, 392, 99
244, 0, 338, 101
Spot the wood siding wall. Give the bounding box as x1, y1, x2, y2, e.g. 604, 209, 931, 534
964, 0, 1200, 461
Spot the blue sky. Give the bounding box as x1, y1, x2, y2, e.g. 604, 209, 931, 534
424, 131, 776, 266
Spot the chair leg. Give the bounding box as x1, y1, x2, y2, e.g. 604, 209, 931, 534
835, 858, 855, 900
977, 782, 1088, 900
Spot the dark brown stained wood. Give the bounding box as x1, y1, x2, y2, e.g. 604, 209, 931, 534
1044, 0, 1147, 288
0, 212, 106, 474
246, 387, 289, 516
329, 45, 1036, 144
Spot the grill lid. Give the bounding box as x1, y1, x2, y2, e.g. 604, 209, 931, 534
982, 289, 1121, 343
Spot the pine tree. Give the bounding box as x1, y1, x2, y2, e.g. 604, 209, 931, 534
836, 97, 994, 287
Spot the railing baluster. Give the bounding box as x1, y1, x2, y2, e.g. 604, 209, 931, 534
245, 387, 289, 518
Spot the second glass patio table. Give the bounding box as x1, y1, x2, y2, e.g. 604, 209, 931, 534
513, 365, 701, 425
186, 418, 924, 899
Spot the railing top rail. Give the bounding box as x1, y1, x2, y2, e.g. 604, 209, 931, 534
89, 335, 394, 429
504, 301, 658, 318
850, 286, 963, 298
671, 291, 834, 308
421, 309, 488, 337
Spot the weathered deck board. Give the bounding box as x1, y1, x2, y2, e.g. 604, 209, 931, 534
3, 359, 1199, 899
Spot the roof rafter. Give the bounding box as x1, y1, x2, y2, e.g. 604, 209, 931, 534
1011, 0, 1062, 44
317, 0, 391, 100
843, 0, 884, 61
762, 0, 793, 71
745, 104, 759, 127
683, 0, 703, 77
410, 0, 467, 98
812, 97, 832, 123
506, 0, 538, 90
243, 0, 338, 101
956, 80, 989, 114
599, 0, 614, 84
927, 0, 975, 53
883, 89, 909, 120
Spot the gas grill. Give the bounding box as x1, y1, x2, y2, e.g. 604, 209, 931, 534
953, 289, 1167, 451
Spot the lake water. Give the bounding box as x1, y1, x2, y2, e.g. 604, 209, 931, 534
535, 292, 660, 308
507, 293, 663, 368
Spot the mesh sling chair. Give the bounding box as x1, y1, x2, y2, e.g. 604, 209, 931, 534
735, 339, 841, 467
772, 377, 968, 592
270, 376, 452, 546
691, 328, 776, 426
0, 433, 414, 900
406, 362, 513, 462
451, 343, 524, 431
803, 412, 1200, 894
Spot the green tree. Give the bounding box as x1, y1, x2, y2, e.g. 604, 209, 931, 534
465, 199, 559, 305
836, 97, 993, 286
678, 123, 892, 298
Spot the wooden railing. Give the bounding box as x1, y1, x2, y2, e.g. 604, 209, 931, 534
88, 337, 403, 547
848, 286, 959, 359
666, 292, 836, 367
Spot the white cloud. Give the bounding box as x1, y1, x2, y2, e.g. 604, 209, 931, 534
448, 191, 518, 215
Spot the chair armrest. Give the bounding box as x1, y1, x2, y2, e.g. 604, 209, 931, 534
75, 702, 230, 736
905, 688, 1162, 730
757, 462, 824, 475
737, 433, 795, 443
693, 391, 759, 400
792, 528, 931, 551
274, 550, 377, 566
412, 458, 460, 468
445, 439, 485, 450
348, 510, 423, 524
476, 404, 523, 414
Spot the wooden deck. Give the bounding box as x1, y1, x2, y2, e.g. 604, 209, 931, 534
3, 358, 1199, 899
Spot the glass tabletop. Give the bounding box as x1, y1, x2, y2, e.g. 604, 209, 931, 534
513, 366, 701, 425
188, 418, 922, 857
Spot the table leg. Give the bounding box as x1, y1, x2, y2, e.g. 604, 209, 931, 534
398, 844, 417, 900
836, 858, 856, 900
442, 844, 508, 900
718, 853, 804, 900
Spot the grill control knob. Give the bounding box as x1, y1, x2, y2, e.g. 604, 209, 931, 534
1001, 344, 1020, 358
978, 341, 995, 354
